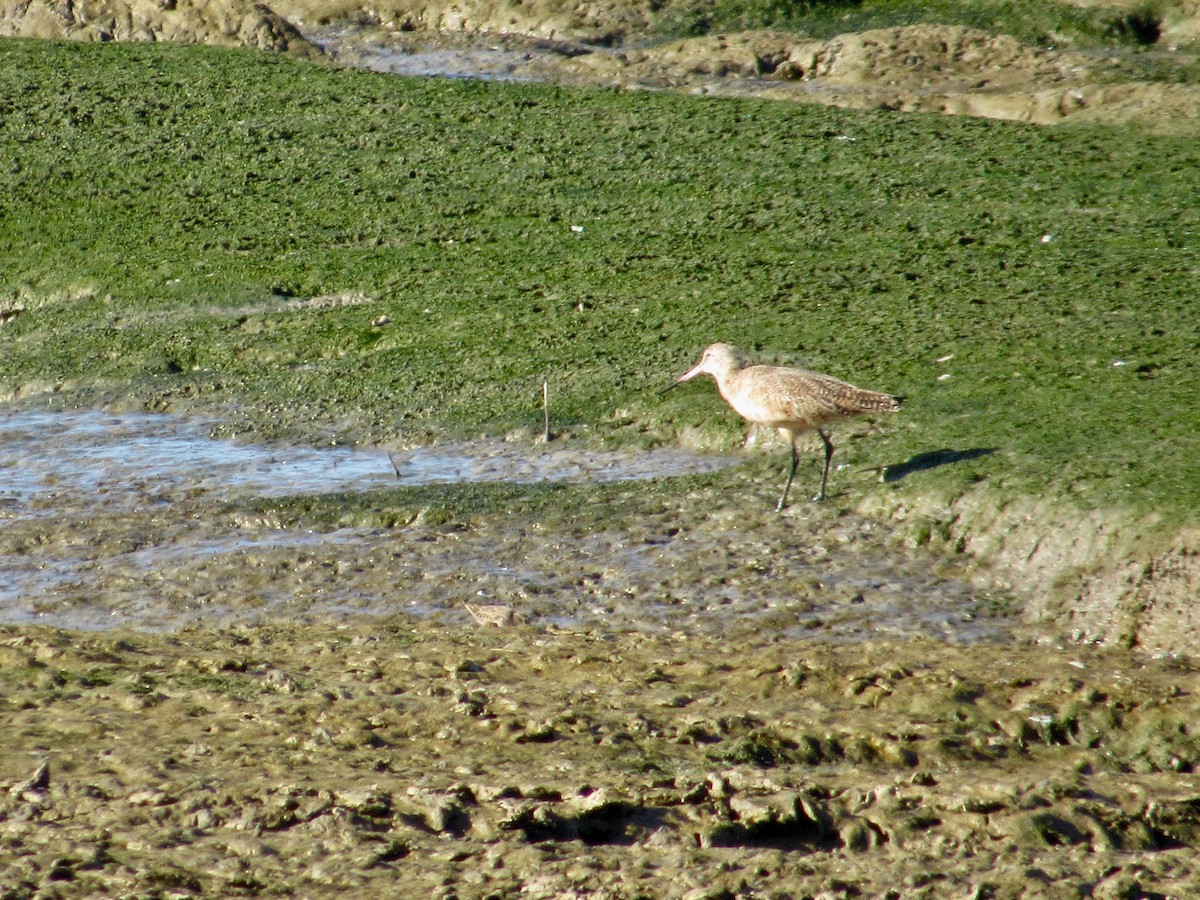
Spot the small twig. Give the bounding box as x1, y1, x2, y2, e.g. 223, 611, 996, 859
542, 380, 552, 442
386, 451, 402, 480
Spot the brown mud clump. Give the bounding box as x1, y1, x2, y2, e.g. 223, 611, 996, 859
577, 24, 1200, 129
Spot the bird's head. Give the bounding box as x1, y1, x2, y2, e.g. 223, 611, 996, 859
661, 343, 745, 393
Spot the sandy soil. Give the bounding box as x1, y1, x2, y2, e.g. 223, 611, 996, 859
318, 20, 1200, 130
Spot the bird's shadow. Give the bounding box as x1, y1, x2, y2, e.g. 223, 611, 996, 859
882, 447, 995, 482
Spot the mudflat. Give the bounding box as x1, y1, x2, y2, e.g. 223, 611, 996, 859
1, 406, 1197, 897
4, 619, 1200, 897
3, 2, 1200, 895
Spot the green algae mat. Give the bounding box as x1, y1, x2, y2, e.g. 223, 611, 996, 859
1, 38, 1197, 525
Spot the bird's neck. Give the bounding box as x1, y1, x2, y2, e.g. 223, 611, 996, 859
710, 364, 743, 398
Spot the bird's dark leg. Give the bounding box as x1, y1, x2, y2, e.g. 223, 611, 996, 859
777, 442, 800, 512
815, 428, 834, 501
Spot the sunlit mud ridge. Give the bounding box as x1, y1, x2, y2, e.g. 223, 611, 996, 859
860, 487, 1200, 659
0, 0, 316, 55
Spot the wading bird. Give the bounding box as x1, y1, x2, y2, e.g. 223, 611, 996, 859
663, 343, 902, 509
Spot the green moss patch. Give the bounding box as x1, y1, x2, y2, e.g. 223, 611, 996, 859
1, 38, 1197, 528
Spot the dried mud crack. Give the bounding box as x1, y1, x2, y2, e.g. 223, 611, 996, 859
3, 622, 1200, 896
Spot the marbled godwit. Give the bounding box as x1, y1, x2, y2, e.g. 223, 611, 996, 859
663, 343, 902, 509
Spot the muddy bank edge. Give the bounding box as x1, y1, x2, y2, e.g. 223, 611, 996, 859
862, 485, 1200, 657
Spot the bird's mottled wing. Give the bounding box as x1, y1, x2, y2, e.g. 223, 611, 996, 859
774, 369, 899, 422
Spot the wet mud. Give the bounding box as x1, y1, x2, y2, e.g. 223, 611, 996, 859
8, 0, 1200, 130
3, 621, 1199, 897
4, 407, 1198, 895
307, 22, 1200, 132
1, 408, 997, 642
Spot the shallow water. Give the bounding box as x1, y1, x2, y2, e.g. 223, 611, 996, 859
307, 27, 572, 82
0, 407, 732, 628
0, 407, 1011, 641
0, 408, 735, 510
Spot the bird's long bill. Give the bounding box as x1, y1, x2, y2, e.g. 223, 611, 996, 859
659, 359, 705, 395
